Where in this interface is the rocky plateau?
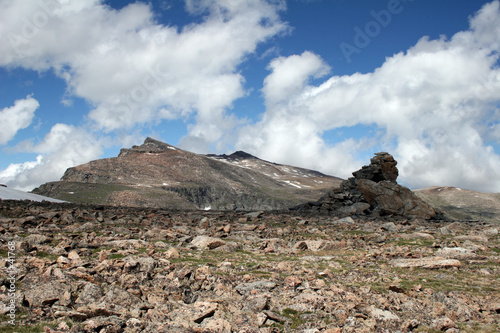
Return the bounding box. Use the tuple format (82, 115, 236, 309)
(0, 200, 499, 332)
(3, 142, 500, 332)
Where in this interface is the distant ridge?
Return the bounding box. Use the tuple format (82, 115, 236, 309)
(415, 186, 500, 223)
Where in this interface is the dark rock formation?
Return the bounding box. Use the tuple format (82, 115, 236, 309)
(352, 152, 398, 183)
(296, 152, 436, 219)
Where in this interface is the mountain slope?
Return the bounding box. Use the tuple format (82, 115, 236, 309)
(32, 138, 342, 210)
(414, 186, 500, 223)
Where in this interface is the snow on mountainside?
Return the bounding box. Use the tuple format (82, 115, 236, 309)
(0, 185, 66, 203)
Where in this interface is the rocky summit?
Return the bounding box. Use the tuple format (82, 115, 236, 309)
(0, 200, 499, 332)
(296, 152, 437, 219)
(33, 138, 342, 211)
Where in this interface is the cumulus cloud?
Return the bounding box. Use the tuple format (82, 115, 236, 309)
(0, 96, 39, 145)
(0, 0, 288, 189)
(0, 0, 288, 144)
(1, 0, 500, 193)
(238, 0, 500, 191)
(0, 124, 102, 191)
(263, 51, 331, 106)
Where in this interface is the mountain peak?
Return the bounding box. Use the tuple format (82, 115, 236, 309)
(229, 151, 257, 159)
(142, 137, 179, 151)
(118, 137, 180, 157)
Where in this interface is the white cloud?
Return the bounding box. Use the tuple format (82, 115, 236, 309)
(263, 51, 330, 106)
(0, 96, 39, 145)
(0, 0, 289, 189)
(238, 0, 500, 192)
(0, 0, 288, 148)
(0, 123, 103, 191)
(2, 0, 500, 193)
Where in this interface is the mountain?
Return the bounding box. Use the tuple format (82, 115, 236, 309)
(414, 186, 500, 223)
(32, 138, 342, 210)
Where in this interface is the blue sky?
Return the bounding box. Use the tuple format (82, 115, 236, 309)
(1, 0, 499, 192)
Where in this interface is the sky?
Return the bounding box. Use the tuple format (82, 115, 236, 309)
(0, 0, 499, 193)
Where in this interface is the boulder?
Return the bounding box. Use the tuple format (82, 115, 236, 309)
(356, 179, 435, 219)
(190, 235, 226, 250)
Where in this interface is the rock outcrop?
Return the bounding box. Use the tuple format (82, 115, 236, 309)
(297, 152, 436, 219)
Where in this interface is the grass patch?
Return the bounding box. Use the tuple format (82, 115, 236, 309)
(108, 253, 126, 260)
(397, 268, 499, 295)
(457, 322, 500, 333)
(36, 251, 58, 261)
(414, 327, 442, 333)
(280, 308, 310, 330)
(40, 182, 137, 205)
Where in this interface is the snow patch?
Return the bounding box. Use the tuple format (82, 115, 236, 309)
(282, 180, 302, 188)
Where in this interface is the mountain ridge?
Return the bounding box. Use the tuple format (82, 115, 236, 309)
(414, 186, 500, 223)
(33, 138, 342, 210)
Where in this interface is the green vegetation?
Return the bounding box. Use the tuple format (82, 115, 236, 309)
(36, 251, 58, 261)
(45, 182, 136, 205)
(280, 308, 311, 330)
(397, 267, 499, 296)
(107, 253, 126, 260)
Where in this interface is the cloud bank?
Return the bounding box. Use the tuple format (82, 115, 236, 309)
(0, 0, 288, 189)
(0, 124, 102, 191)
(0, 0, 499, 193)
(237, 1, 500, 192)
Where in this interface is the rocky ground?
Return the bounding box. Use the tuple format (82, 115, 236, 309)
(0, 200, 499, 332)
